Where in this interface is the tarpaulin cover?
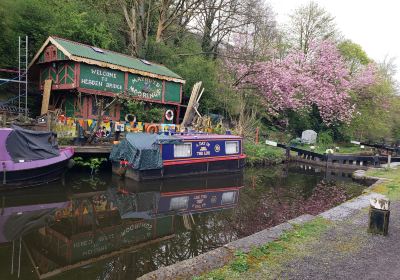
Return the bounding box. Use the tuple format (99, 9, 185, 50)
(110, 133, 182, 170)
(3, 208, 57, 241)
(106, 187, 159, 219)
(6, 125, 59, 161)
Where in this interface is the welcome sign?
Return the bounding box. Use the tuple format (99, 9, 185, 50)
(78, 64, 181, 103)
(80, 64, 124, 93)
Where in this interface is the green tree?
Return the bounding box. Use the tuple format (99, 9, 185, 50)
(338, 40, 370, 75)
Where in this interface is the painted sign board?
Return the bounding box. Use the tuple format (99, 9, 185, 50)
(80, 64, 124, 93)
(127, 73, 162, 100)
(47, 216, 174, 264)
(265, 140, 278, 147)
(164, 81, 181, 103)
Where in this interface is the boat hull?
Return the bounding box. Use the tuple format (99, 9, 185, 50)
(112, 157, 245, 181)
(0, 148, 74, 190)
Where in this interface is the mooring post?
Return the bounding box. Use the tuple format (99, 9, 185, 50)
(387, 153, 391, 168)
(368, 197, 390, 235)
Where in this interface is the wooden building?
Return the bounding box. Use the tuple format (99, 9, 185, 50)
(28, 36, 185, 125)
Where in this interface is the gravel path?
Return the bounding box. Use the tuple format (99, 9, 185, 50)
(249, 202, 400, 280)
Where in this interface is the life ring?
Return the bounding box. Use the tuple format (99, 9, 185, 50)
(125, 114, 136, 122)
(165, 109, 174, 121)
(58, 114, 66, 123)
(146, 124, 159, 134)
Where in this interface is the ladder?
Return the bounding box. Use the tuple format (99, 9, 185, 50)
(18, 36, 28, 118)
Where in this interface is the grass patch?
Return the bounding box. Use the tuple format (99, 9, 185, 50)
(366, 167, 400, 200)
(194, 218, 330, 280)
(244, 141, 285, 166)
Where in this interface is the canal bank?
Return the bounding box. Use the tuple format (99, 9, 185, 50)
(139, 167, 398, 280)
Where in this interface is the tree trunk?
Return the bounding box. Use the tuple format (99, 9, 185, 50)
(155, 20, 165, 43)
(201, 16, 214, 54)
(120, 0, 139, 56)
(156, 0, 168, 42)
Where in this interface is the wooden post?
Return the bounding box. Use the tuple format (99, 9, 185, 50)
(368, 198, 390, 235)
(41, 79, 52, 115)
(255, 127, 259, 144)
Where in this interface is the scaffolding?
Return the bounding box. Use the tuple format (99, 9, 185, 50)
(0, 36, 28, 119)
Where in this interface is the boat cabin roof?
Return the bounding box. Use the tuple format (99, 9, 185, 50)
(173, 134, 242, 141)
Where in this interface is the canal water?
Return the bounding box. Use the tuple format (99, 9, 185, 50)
(0, 163, 366, 279)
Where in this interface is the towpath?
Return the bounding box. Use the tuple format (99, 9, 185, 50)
(244, 201, 400, 280)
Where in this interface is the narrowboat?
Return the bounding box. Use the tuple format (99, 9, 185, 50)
(0, 125, 74, 189)
(110, 133, 246, 181)
(110, 172, 243, 218)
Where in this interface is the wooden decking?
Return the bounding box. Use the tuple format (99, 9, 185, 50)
(61, 145, 112, 155)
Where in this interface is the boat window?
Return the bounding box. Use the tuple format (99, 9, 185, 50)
(225, 141, 239, 154)
(174, 143, 192, 158)
(170, 196, 189, 210)
(221, 191, 236, 205)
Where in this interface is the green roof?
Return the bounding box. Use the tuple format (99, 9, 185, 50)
(52, 37, 183, 81)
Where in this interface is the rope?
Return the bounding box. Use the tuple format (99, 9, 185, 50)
(11, 240, 14, 274)
(18, 237, 21, 278)
(2, 162, 6, 185)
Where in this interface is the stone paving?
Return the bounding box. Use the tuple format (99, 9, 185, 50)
(249, 201, 400, 280)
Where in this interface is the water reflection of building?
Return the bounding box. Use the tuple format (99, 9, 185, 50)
(0, 173, 243, 279)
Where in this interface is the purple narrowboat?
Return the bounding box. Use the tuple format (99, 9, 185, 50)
(110, 133, 246, 181)
(0, 126, 74, 189)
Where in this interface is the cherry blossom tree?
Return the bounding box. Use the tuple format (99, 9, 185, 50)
(228, 40, 376, 126)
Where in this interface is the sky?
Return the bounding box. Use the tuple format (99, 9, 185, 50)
(268, 0, 400, 81)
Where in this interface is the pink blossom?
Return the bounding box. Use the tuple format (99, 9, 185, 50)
(228, 40, 376, 125)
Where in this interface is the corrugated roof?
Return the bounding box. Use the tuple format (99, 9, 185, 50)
(30, 36, 184, 83)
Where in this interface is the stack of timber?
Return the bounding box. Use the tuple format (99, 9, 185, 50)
(181, 81, 204, 129)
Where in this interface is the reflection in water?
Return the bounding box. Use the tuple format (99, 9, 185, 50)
(0, 163, 365, 279)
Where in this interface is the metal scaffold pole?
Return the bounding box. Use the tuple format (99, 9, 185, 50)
(25, 36, 28, 119)
(18, 36, 21, 115)
(0, 36, 29, 119)
(16, 35, 29, 118)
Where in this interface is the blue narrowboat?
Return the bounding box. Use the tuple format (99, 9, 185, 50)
(110, 133, 246, 181)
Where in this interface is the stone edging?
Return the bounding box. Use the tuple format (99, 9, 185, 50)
(138, 170, 387, 280)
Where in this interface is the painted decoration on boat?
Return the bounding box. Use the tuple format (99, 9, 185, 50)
(162, 139, 241, 160)
(158, 189, 239, 214)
